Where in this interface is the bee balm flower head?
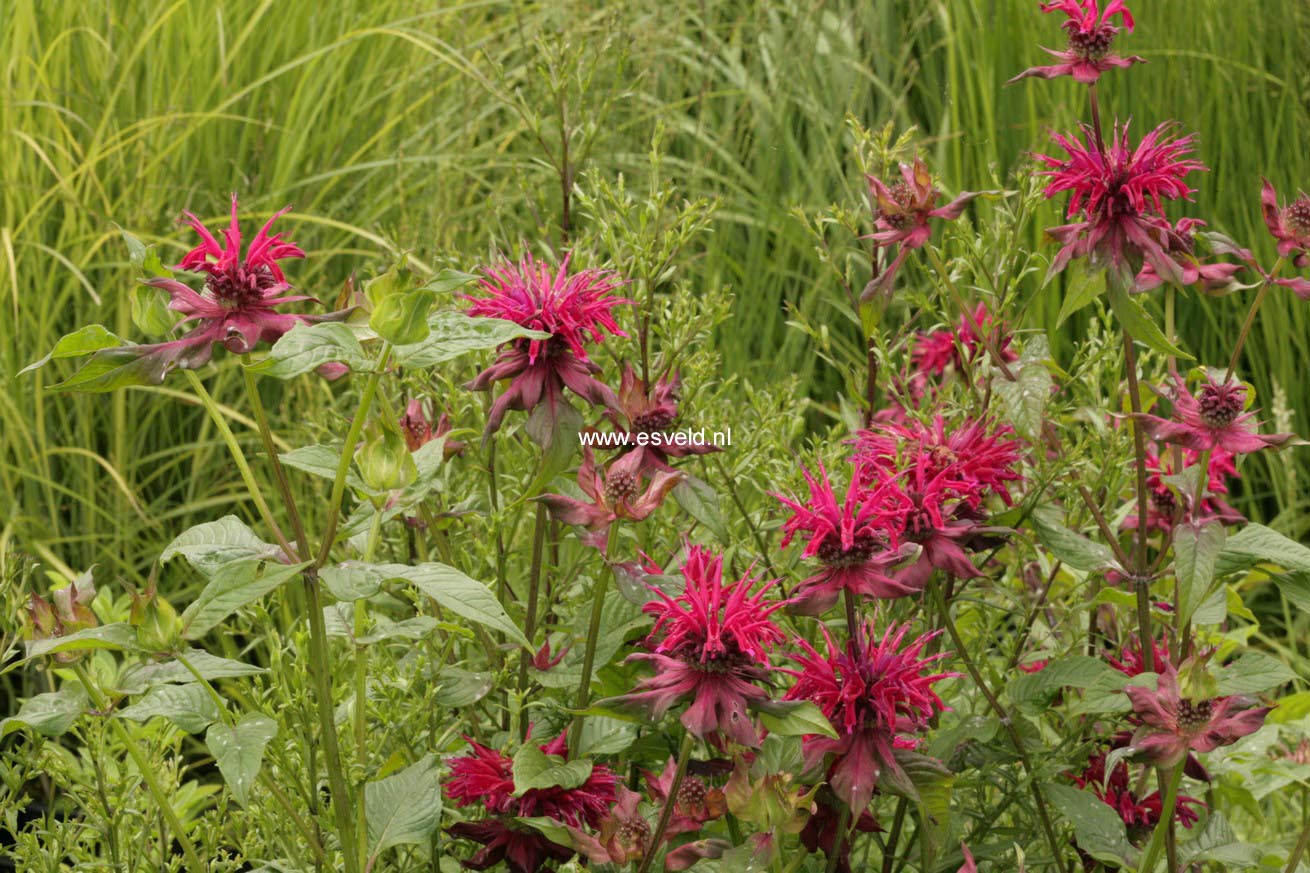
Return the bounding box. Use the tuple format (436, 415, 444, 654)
(1010, 0, 1143, 84)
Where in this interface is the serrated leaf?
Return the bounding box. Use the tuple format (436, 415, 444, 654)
(19, 325, 125, 376)
(1108, 282, 1191, 359)
(1217, 523, 1310, 574)
(373, 562, 528, 646)
(182, 560, 309, 639)
(433, 667, 494, 707)
(1056, 263, 1103, 327)
(320, 562, 386, 601)
(365, 755, 444, 861)
(1174, 519, 1226, 627)
(207, 713, 277, 807)
(49, 344, 177, 393)
(512, 745, 593, 795)
(246, 321, 368, 379)
(118, 683, 221, 734)
(24, 623, 140, 660)
(0, 687, 88, 737)
(1030, 507, 1119, 572)
(130, 650, 266, 685)
(420, 268, 479, 296)
(672, 474, 729, 543)
(391, 310, 551, 369)
(1214, 652, 1295, 695)
(278, 444, 366, 490)
(1045, 783, 1136, 867)
(754, 699, 838, 738)
(161, 516, 284, 576)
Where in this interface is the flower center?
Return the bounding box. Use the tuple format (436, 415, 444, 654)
(1149, 485, 1177, 517)
(1197, 382, 1243, 428)
(676, 777, 709, 816)
(1068, 24, 1116, 61)
(880, 181, 917, 229)
(206, 264, 279, 308)
(632, 410, 675, 433)
(815, 533, 881, 567)
(1176, 698, 1213, 731)
(605, 471, 639, 502)
(615, 818, 651, 854)
(1285, 196, 1310, 239)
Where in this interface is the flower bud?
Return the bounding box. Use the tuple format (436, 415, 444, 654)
(356, 419, 418, 496)
(130, 582, 185, 653)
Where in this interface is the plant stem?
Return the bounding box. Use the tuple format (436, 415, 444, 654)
(1286, 789, 1310, 873)
(637, 730, 694, 873)
(930, 583, 1070, 873)
(568, 522, 620, 755)
(315, 347, 390, 567)
(880, 797, 908, 873)
(516, 502, 550, 738)
(924, 246, 1015, 382)
(1225, 257, 1284, 381)
(183, 369, 297, 560)
(1138, 763, 1184, 873)
(73, 662, 206, 873)
(241, 359, 310, 556)
(354, 509, 383, 873)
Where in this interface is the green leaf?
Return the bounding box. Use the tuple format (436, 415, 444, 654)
(128, 650, 266, 686)
(117, 683, 221, 734)
(181, 560, 309, 639)
(524, 399, 581, 485)
(206, 713, 278, 807)
(1275, 573, 1310, 614)
(320, 562, 385, 601)
(370, 288, 437, 345)
(376, 562, 529, 646)
(432, 667, 494, 707)
(116, 226, 170, 278)
(19, 325, 125, 376)
(365, 755, 444, 862)
(1174, 519, 1227, 627)
(391, 310, 551, 369)
(1009, 656, 1130, 714)
(992, 340, 1054, 438)
(1178, 811, 1261, 869)
(420, 268, 479, 296)
(512, 745, 593, 795)
(246, 322, 368, 379)
(278, 444, 366, 489)
(49, 345, 174, 393)
(130, 285, 178, 336)
(1107, 281, 1191, 359)
(0, 687, 88, 737)
(1217, 523, 1310, 574)
(1030, 507, 1119, 572)
(161, 516, 283, 576)
(672, 474, 730, 543)
(1213, 652, 1295, 695)
(24, 623, 140, 660)
(753, 699, 839, 739)
(1044, 783, 1136, 868)
(1056, 262, 1103, 327)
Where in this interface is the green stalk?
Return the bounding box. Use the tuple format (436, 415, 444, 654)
(930, 581, 1070, 873)
(567, 520, 621, 755)
(72, 662, 206, 873)
(1138, 763, 1184, 873)
(1286, 787, 1310, 873)
(241, 359, 310, 556)
(354, 509, 383, 873)
(1226, 258, 1285, 382)
(516, 501, 550, 738)
(636, 730, 695, 873)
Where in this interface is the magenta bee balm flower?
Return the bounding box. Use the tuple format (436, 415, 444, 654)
(865, 156, 978, 299)
(1261, 179, 1310, 269)
(784, 622, 955, 815)
(1009, 0, 1143, 85)
(1124, 663, 1271, 767)
(774, 462, 917, 615)
(464, 254, 628, 436)
(617, 546, 786, 748)
(1135, 374, 1296, 455)
(1037, 122, 1205, 283)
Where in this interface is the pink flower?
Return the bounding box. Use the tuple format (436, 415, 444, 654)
(605, 364, 719, 472)
(538, 448, 682, 546)
(464, 254, 628, 435)
(1124, 663, 1271, 767)
(120, 196, 348, 378)
(399, 398, 465, 458)
(1037, 122, 1205, 283)
(957, 843, 978, 873)
(1072, 749, 1203, 835)
(618, 546, 786, 748)
(1009, 0, 1143, 85)
(1125, 443, 1243, 531)
(1261, 179, 1310, 269)
(773, 462, 916, 615)
(911, 304, 1016, 377)
(865, 156, 978, 299)
(799, 790, 881, 873)
(645, 758, 727, 837)
(783, 622, 955, 814)
(567, 786, 651, 865)
(1135, 375, 1296, 455)
(444, 733, 618, 872)
(1134, 219, 1249, 294)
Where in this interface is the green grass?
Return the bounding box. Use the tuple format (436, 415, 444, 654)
(3, 0, 1309, 580)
